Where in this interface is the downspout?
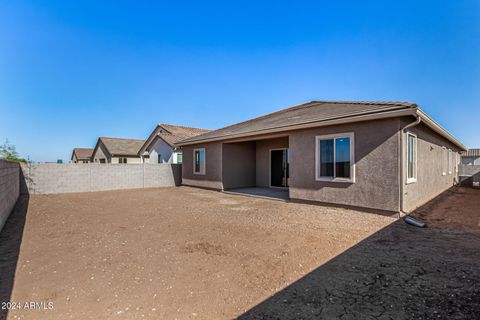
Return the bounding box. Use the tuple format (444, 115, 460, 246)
(399, 115, 422, 216)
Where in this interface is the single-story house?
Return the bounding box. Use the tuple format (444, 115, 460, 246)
(71, 148, 94, 163)
(91, 137, 147, 164)
(176, 101, 466, 214)
(138, 124, 210, 164)
(461, 149, 480, 165)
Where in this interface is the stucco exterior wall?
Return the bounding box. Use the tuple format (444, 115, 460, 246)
(222, 141, 256, 189)
(255, 137, 289, 187)
(402, 121, 462, 212)
(148, 139, 174, 164)
(110, 156, 143, 164)
(92, 142, 109, 163)
(0, 160, 20, 232)
(181, 142, 223, 190)
(289, 118, 401, 212)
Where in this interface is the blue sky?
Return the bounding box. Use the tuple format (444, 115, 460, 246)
(0, 0, 479, 162)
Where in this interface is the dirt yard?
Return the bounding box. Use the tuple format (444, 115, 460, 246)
(240, 187, 480, 319)
(0, 187, 395, 320)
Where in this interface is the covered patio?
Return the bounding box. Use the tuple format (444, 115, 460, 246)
(221, 136, 290, 196)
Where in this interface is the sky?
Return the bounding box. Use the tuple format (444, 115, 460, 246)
(0, 0, 479, 162)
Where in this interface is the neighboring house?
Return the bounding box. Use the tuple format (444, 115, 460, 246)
(71, 148, 94, 163)
(138, 124, 210, 164)
(91, 137, 146, 164)
(461, 149, 480, 165)
(176, 101, 466, 214)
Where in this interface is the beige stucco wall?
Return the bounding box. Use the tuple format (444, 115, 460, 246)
(401, 121, 462, 212)
(92, 143, 109, 163)
(181, 142, 224, 190)
(255, 137, 289, 187)
(180, 116, 463, 213)
(288, 118, 401, 212)
(110, 156, 143, 164)
(222, 141, 256, 189)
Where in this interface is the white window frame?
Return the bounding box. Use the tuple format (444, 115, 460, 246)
(448, 149, 452, 175)
(406, 132, 417, 184)
(315, 132, 355, 183)
(193, 148, 206, 175)
(442, 147, 447, 176)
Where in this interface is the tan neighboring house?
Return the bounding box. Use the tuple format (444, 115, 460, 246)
(91, 137, 146, 164)
(461, 149, 480, 166)
(71, 148, 94, 163)
(176, 100, 466, 214)
(138, 124, 210, 164)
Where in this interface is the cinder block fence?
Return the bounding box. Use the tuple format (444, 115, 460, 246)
(21, 163, 182, 195)
(0, 160, 21, 232)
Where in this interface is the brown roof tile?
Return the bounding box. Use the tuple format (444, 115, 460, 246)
(99, 137, 145, 156)
(177, 100, 417, 144)
(139, 124, 210, 154)
(72, 148, 94, 160)
(462, 149, 480, 157)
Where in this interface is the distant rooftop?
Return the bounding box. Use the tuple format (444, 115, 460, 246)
(99, 137, 146, 156)
(462, 149, 480, 157)
(72, 148, 94, 160)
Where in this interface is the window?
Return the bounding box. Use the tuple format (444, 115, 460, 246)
(119, 158, 127, 164)
(407, 133, 417, 183)
(99, 158, 106, 163)
(442, 147, 447, 175)
(315, 132, 355, 182)
(158, 154, 162, 164)
(193, 148, 206, 175)
(447, 149, 452, 174)
(176, 152, 183, 164)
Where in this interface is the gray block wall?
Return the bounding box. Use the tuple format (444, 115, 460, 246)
(459, 165, 480, 186)
(21, 163, 182, 194)
(0, 160, 20, 232)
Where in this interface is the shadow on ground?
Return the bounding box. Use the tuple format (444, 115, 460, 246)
(0, 195, 29, 320)
(239, 211, 480, 319)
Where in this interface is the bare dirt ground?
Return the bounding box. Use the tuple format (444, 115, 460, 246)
(0, 187, 395, 320)
(240, 187, 480, 320)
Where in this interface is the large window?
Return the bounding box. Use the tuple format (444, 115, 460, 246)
(315, 132, 355, 182)
(193, 148, 206, 175)
(407, 133, 417, 183)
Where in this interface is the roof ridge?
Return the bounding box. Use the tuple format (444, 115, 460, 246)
(159, 123, 211, 131)
(99, 136, 145, 141)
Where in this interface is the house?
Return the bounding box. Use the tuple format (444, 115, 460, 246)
(71, 148, 94, 163)
(461, 149, 480, 165)
(176, 101, 466, 214)
(138, 124, 210, 164)
(91, 137, 146, 164)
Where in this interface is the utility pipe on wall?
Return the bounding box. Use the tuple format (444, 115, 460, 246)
(399, 115, 422, 215)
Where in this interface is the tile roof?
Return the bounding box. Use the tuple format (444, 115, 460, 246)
(462, 149, 480, 157)
(72, 148, 94, 160)
(139, 124, 210, 154)
(99, 137, 146, 156)
(177, 100, 417, 144)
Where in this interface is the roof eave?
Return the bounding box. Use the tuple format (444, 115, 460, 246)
(416, 109, 466, 151)
(176, 108, 466, 151)
(175, 108, 417, 147)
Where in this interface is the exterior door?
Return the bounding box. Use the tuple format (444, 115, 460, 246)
(270, 149, 289, 188)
